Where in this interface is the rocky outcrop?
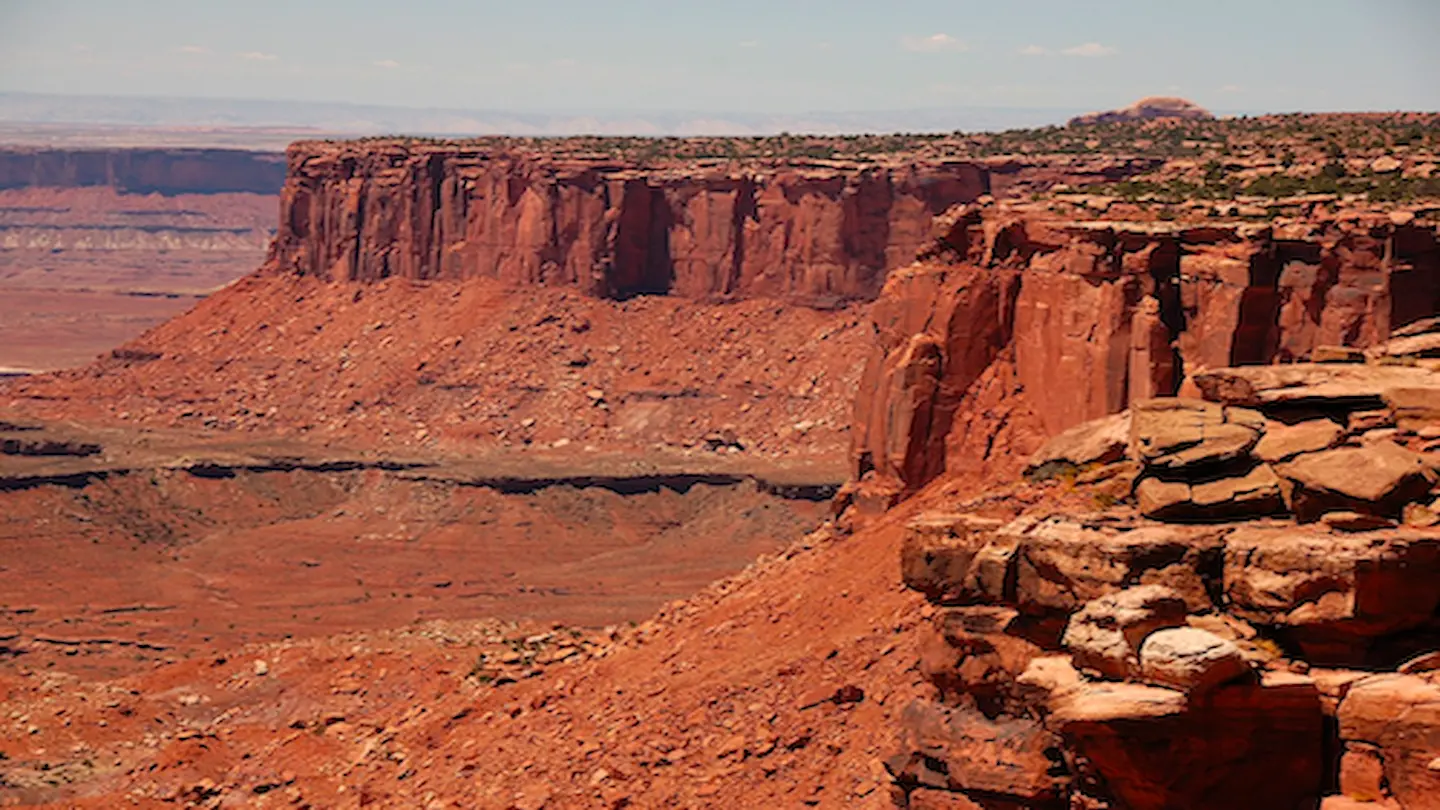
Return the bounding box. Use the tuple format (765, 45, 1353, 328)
(269, 140, 990, 302)
(888, 509, 1346, 808)
(888, 503, 1440, 806)
(885, 360, 1440, 808)
(0, 148, 287, 195)
(852, 205, 1440, 494)
(1069, 96, 1215, 127)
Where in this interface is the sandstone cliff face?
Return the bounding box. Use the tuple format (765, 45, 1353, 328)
(0, 148, 287, 195)
(270, 141, 989, 302)
(853, 206, 1440, 494)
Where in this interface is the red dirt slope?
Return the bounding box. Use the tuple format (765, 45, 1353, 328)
(6, 271, 869, 463)
(4, 473, 1047, 809)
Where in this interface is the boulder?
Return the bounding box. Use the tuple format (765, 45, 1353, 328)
(1135, 477, 1193, 519)
(1025, 411, 1131, 479)
(888, 699, 1064, 802)
(1015, 655, 1085, 711)
(1320, 511, 1397, 532)
(1279, 443, 1434, 522)
(1193, 364, 1440, 412)
(1061, 585, 1189, 680)
(1130, 398, 1260, 472)
(1138, 627, 1253, 694)
(1253, 419, 1343, 463)
(1189, 463, 1287, 514)
(1015, 519, 1223, 613)
(906, 789, 984, 810)
(1385, 386, 1440, 432)
(1406, 501, 1440, 527)
(1014, 518, 1223, 613)
(1053, 673, 1325, 810)
(964, 532, 1020, 604)
(1371, 155, 1404, 174)
(1224, 526, 1440, 664)
(1137, 463, 1287, 521)
(900, 513, 1004, 603)
(1370, 331, 1440, 361)
(1184, 612, 1281, 669)
(1338, 674, 1440, 810)
(918, 607, 1045, 713)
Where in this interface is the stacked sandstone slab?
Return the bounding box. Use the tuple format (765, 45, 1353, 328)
(887, 353, 1440, 809)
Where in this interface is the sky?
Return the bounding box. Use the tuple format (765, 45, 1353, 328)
(1, 0, 1438, 116)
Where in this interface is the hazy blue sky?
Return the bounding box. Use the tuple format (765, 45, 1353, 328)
(2, 0, 1437, 114)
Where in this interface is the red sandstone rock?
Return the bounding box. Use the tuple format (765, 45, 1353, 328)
(1061, 585, 1189, 680)
(1052, 673, 1325, 810)
(1013, 518, 1223, 614)
(890, 699, 1064, 802)
(1280, 443, 1435, 522)
(1025, 411, 1131, 475)
(906, 788, 984, 810)
(850, 262, 1020, 490)
(900, 513, 1005, 603)
(1129, 397, 1260, 471)
(1339, 674, 1440, 810)
(273, 142, 988, 302)
(918, 607, 1045, 712)
(1224, 525, 1440, 663)
(1386, 386, 1440, 432)
(1193, 364, 1440, 411)
(1137, 626, 1252, 694)
(1136, 463, 1287, 521)
(1254, 419, 1344, 463)
(853, 210, 1439, 494)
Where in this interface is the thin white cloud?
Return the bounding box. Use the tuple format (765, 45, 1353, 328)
(552, 58, 578, 68)
(739, 40, 760, 49)
(1062, 42, 1117, 57)
(72, 44, 91, 52)
(901, 33, 966, 53)
(374, 59, 400, 68)
(1018, 44, 1048, 56)
(178, 45, 207, 54)
(239, 51, 279, 61)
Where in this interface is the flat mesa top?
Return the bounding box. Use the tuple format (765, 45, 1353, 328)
(280, 113, 1440, 212)
(295, 111, 1440, 161)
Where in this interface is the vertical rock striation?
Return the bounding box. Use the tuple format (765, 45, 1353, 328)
(269, 141, 990, 302)
(852, 206, 1440, 495)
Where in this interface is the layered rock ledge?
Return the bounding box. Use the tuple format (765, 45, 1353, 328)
(884, 350, 1440, 810)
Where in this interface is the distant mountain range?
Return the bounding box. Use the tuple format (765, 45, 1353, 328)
(0, 91, 1097, 137)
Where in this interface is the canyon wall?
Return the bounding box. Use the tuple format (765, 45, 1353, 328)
(270, 141, 990, 302)
(853, 205, 1440, 495)
(0, 148, 287, 195)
